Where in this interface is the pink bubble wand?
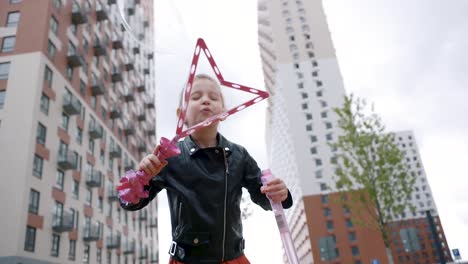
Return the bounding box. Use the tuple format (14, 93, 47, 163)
(261, 169, 299, 264)
(117, 38, 269, 204)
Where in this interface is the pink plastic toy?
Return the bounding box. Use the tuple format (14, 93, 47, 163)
(117, 38, 269, 204)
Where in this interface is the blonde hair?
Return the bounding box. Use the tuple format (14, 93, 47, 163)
(178, 74, 225, 109)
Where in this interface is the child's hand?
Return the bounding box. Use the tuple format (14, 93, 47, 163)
(260, 178, 288, 203)
(138, 145, 168, 176)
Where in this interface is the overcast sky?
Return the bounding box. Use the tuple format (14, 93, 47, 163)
(152, 0, 468, 262)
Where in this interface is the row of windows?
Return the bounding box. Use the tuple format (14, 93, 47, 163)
(24, 225, 156, 263)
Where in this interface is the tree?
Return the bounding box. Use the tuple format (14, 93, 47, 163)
(329, 95, 416, 264)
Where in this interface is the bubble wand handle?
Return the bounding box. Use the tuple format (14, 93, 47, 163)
(261, 169, 299, 264)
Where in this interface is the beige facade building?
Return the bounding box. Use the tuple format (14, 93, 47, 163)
(257, 0, 452, 263)
(0, 0, 158, 263)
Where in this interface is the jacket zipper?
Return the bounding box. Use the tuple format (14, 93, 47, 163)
(221, 148, 229, 262)
(178, 202, 182, 225)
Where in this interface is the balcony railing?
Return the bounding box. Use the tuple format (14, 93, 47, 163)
(149, 218, 157, 228)
(139, 247, 148, 259)
(90, 80, 106, 96)
(83, 224, 100, 242)
(107, 186, 119, 201)
(143, 68, 150, 75)
(66, 50, 85, 67)
(96, 5, 109, 21)
(71, 5, 88, 24)
(133, 46, 140, 54)
(150, 253, 158, 263)
(52, 211, 74, 233)
(136, 84, 145, 93)
(112, 38, 123, 49)
(139, 211, 147, 221)
(109, 145, 122, 159)
(108, 0, 116, 4)
(111, 70, 123, 83)
(123, 92, 135, 102)
(146, 100, 155, 109)
(86, 170, 103, 188)
(89, 122, 103, 139)
(106, 235, 121, 249)
(147, 128, 156, 137)
(93, 39, 108, 57)
(124, 62, 134, 71)
(63, 94, 82, 115)
(123, 241, 136, 254)
(57, 150, 78, 170)
(138, 142, 146, 152)
(124, 124, 135, 135)
(109, 106, 122, 119)
(137, 112, 146, 121)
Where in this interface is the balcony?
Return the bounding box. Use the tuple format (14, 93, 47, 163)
(93, 39, 108, 57)
(109, 145, 122, 159)
(146, 100, 155, 109)
(112, 38, 123, 49)
(146, 128, 156, 137)
(124, 161, 134, 172)
(83, 223, 100, 242)
(138, 142, 146, 152)
(149, 218, 157, 228)
(123, 92, 135, 102)
(124, 123, 135, 136)
(136, 84, 145, 93)
(111, 70, 123, 83)
(133, 46, 140, 55)
(147, 52, 154, 60)
(108, 0, 116, 4)
(63, 94, 82, 115)
(139, 210, 147, 221)
(150, 253, 158, 263)
(86, 170, 103, 188)
(107, 235, 121, 249)
(90, 80, 106, 96)
(123, 241, 135, 254)
(107, 186, 119, 201)
(135, 0, 141, 4)
(52, 211, 74, 233)
(71, 6, 88, 25)
(139, 247, 148, 259)
(58, 150, 78, 170)
(96, 5, 109, 21)
(66, 50, 85, 67)
(89, 122, 103, 139)
(109, 106, 122, 119)
(143, 68, 150, 75)
(144, 21, 149, 28)
(137, 112, 146, 121)
(127, 7, 135, 16)
(124, 62, 134, 71)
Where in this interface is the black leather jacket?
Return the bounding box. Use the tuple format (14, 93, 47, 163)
(120, 134, 293, 263)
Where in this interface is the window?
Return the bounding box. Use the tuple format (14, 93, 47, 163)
(326, 133, 333, 141)
(56, 170, 64, 190)
(346, 219, 353, 228)
(320, 183, 327, 191)
(343, 205, 350, 214)
(98, 196, 103, 212)
(72, 180, 79, 199)
(306, 124, 312, 131)
(10, 0, 22, 3)
(0, 91, 6, 109)
(66, 65, 73, 80)
(6, 12, 20, 27)
(89, 139, 95, 154)
(321, 111, 328, 118)
(301, 92, 308, 99)
(36, 122, 47, 145)
(316, 90, 323, 97)
(40, 93, 50, 114)
(325, 122, 332, 129)
(80, 80, 86, 96)
(310, 135, 317, 143)
(351, 246, 360, 256)
(0, 62, 10, 79)
(44, 65, 53, 87)
(47, 40, 57, 59)
(297, 82, 304, 89)
(24, 226, 36, 252)
(33, 155, 43, 178)
(96, 248, 102, 263)
(315, 170, 322, 179)
(315, 158, 322, 166)
(326, 220, 334, 230)
(50, 16, 59, 34)
(301, 103, 308, 110)
(76, 127, 83, 144)
(310, 147, 317, 154)
(53, 0, 62, 10)
(100, 149, 105, 164)
(1, 36, 15, 52)
(83, 244, 90, 264)
(86, 187, 92, 205)
(61, 112, 69, 131)
(51, 233, 60, 256)
(323, 208, 331, 217)
(321, 195, 328, 204)
(28, 189, 40, 214)
(349, 232, 356, 241)
(68, 240, 76, 260)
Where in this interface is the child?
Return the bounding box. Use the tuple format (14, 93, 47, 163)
(120, 74, 293, 263)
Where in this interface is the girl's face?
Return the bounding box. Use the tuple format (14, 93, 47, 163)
(184, 78, 224, 128)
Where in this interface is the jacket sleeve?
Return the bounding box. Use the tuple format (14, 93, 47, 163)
(119, 168, 167, 211)
(242, 148, 293, 211)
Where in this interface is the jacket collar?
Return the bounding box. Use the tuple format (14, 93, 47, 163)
(183, 133, 233, 156)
